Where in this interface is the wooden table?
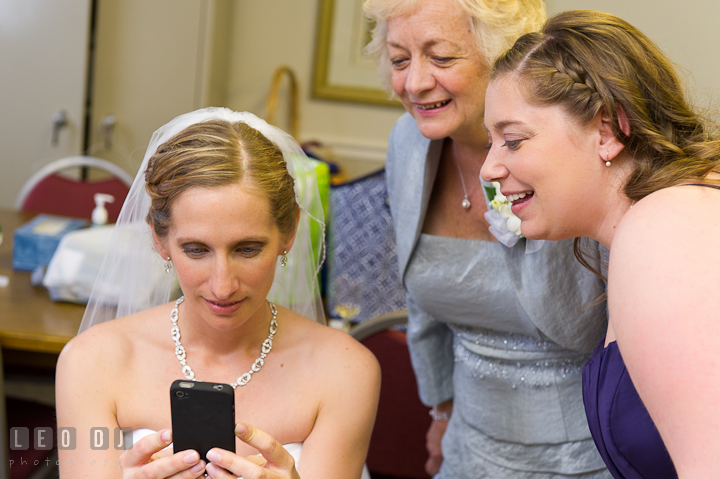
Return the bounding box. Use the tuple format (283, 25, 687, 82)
(0, 209, 85, 355)
(0, 209, 86, 479)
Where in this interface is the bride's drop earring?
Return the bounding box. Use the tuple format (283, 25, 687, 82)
(280, 250, 288, 268)
(605, 152, 612, 167)
(164, 256, 172, 274)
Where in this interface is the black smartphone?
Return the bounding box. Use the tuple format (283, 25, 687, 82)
(170, 379, 236, 461)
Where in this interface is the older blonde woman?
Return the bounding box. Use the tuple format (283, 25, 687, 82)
(364, 1, 611, 477)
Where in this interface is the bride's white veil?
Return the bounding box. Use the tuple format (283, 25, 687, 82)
(79, 107, 326, 332)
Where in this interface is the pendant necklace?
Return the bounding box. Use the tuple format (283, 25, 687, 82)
(170, 296, 278, 389)
(452, 142, 478, 210)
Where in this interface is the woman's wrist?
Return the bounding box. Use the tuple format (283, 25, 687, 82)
(429, 405, 451, 421)
(429, 407, 450, 421)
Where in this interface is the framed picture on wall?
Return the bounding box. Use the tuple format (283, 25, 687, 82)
(312, 0, 403, 107)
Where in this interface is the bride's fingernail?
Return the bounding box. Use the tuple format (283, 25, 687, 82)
(161, 430, 171, 442)
(235, 423, 248, 436)
(206, 462, 219, 478)
(206, 449, 221, 463)
(191, 461, 205, 474)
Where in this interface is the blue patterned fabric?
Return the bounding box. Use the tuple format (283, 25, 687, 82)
(326, 169, 406, 323)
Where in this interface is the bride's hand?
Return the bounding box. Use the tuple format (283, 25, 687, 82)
(119, 429, 206, 479)
(205, 423, 301, 479)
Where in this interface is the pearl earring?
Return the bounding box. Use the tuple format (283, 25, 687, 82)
(280, 250, 288, 268)
(164, 256, 172, 274)
(605, 152, 612, 167)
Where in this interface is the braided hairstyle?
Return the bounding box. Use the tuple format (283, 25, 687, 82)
(144, 120, 298, 241)
(492, 10, 720, 200)
(490, 10, 720, 275)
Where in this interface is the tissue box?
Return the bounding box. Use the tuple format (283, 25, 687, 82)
(13, 214, 88, 271)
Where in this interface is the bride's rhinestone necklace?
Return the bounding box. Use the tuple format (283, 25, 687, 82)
(170, 296, 278, 389)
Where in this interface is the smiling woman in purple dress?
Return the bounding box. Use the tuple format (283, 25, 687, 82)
(482, 10, 720, 478)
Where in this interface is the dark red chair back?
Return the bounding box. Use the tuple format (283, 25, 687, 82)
(20, 174, 129, 222)
(6, 398, 57, 479)
(362, 329, 432, 479)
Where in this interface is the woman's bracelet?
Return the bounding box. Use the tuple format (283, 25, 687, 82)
(429, 406, 451, 421)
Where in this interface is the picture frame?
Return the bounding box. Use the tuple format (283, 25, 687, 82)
(312, 0, 403, 108)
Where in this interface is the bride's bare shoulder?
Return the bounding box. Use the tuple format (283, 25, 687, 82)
(281, 308, 380, 375)
(57, 302, 173, 374)
(279, 309, 381, 416)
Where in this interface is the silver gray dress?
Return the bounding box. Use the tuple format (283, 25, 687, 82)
(405, 234, 611, 478)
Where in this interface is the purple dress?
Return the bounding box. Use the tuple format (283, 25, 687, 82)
(583, 185, 720, 478)
(583, 339, 678, 479)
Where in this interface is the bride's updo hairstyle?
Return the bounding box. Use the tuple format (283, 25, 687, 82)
(491, 10, 720, 201)
(144, 120, 299, 241)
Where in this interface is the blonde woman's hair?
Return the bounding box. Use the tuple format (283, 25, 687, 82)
(363, 0, 547, 92)
(145, 120, 298, 240)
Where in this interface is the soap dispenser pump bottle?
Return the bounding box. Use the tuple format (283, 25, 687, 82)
(92, 193, 115, 226)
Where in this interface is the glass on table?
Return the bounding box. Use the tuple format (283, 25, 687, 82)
(329, 273, 363, 331)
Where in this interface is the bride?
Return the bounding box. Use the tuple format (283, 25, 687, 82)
(56, 108, 380, 479)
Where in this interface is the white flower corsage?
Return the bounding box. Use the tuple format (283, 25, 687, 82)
(484, 181, 544, 253)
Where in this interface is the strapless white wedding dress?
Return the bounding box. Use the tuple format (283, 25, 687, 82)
(132, 429, 371, 478)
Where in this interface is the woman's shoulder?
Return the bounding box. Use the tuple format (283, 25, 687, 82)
(57, 303, 171, 376)
(387, 113, 429, 157)
(614, 183, 720, 250)
(280, 308, 380, 375)
(610, 183, 720, 290)
(390, 112, 419, 138)
(636, 181, 720, 204)
(386, 114, 434, 203)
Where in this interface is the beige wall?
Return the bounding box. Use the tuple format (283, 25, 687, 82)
(545, 0, 720, 116)
(90, 0, 213, 173)
(220, 0, 404, 177)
